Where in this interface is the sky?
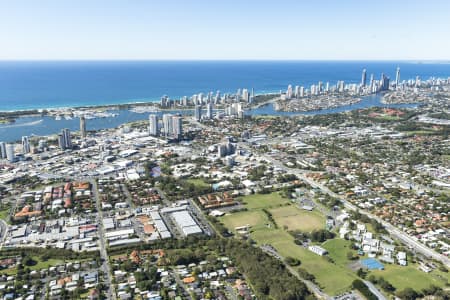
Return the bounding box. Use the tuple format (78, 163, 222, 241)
(0, 0, 449, 60)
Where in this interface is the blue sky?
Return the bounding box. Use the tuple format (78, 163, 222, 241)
(1, 0, 449, 60)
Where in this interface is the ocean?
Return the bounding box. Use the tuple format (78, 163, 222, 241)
(0, 61, 449, 142)
(0, 60, 449, 111)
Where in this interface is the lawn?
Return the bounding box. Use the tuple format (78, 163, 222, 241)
(0, 256, 64, 275)
(220, 192, 356, 295)
(220, 210, 269, 231)
(250, 230, 356, 295)
(269, 206, 325, 232)
(186, 178, 210, 188)
(322, 239, 354, 265)
(240, 192, 290, 209)
(372, 263, 449, 291)
(0, 208, 10, 222)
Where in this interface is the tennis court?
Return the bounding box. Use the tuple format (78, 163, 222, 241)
(361, 258, 384, 270)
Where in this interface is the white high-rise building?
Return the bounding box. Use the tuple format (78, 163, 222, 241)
(395, 67, 401, 87)
(6, 144, 15, 162)
(172, 116, 183, 139)
(194, 105, 202, 121)
(242, 89, 249, 102)
(286, 85, 293, 99)
(80, 116, 87, 138)
(294, 86, 300, 98)
(59, 129, 72, 150)
(22, 136, 31, 154)
(299, 86, 305, 97)
(206, 102, 213, 119)
(149, 114, 159, 136)
(163, 114, 173, 137)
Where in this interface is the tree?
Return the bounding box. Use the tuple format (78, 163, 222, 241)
(396, 288, 420, 300)
(285, 256, 301, 266)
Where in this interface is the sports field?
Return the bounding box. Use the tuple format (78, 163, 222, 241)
(269, 205, 325, 232)
(220, 192, 355, 295)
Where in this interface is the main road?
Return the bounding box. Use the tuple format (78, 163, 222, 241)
(91, 180, 117, 300)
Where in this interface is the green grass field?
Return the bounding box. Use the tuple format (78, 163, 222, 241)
(220, 191, 450, 296)
(269, 206, 325, 232)
(0, 256, 64, 275)
(220, 192, 355, 295)
(220, 210, 269, 231)
(251, 231, 356, 295)
(186, 178, 210, 188)
(240, 192, 290, 209)
(372, 263, 449, 291)
(0, 209, 10, 222)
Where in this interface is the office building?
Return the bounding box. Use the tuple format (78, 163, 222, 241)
(22, 136, 31, 154)
(148, 114, 159, 136)
(80, 116, 87, 138)
(0, 142, 6, 159)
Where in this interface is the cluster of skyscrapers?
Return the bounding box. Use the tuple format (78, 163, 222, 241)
(58, 128, 72, 150)
(0, 142, 15, 162)
(149, 114, 183, 139)
(283, 67, 402, 99)
(160, 88, 254, 108)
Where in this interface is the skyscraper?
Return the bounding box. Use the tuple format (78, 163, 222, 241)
(148, 114, 159, 136)
(395, 67, 401, 87)
(380, 73, 390, 91)
(361, 69, 367, 87)
(22, 136, 31, 154)
(59, 129, 72, 150)
(6, 144, 15, 162)
(194, 105, 202, 121)
(206, 102, 213, 119)
(286, 85, 293, 99)
(163, 114, 173, 137)
(242, 89, 250, 102)
(80, 115, 87, 138)
(0, 142, 6, 159)
(172, 116, 183, 139)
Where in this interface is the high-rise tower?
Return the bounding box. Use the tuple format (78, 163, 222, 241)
(80, 115, 87, 138)
(361, 69, 367, 87)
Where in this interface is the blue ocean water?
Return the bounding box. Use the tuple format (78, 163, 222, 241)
(0, 60, 449, 111)
(0, 61, 449, 142)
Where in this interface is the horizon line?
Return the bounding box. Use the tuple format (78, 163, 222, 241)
(0, 58, 449, 63)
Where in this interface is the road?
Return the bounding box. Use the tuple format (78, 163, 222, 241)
(91, 180, 117, 300)
(251, 145, 450, 268)
(259, 245, 331, 300)
(363, 280, 386, 300)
